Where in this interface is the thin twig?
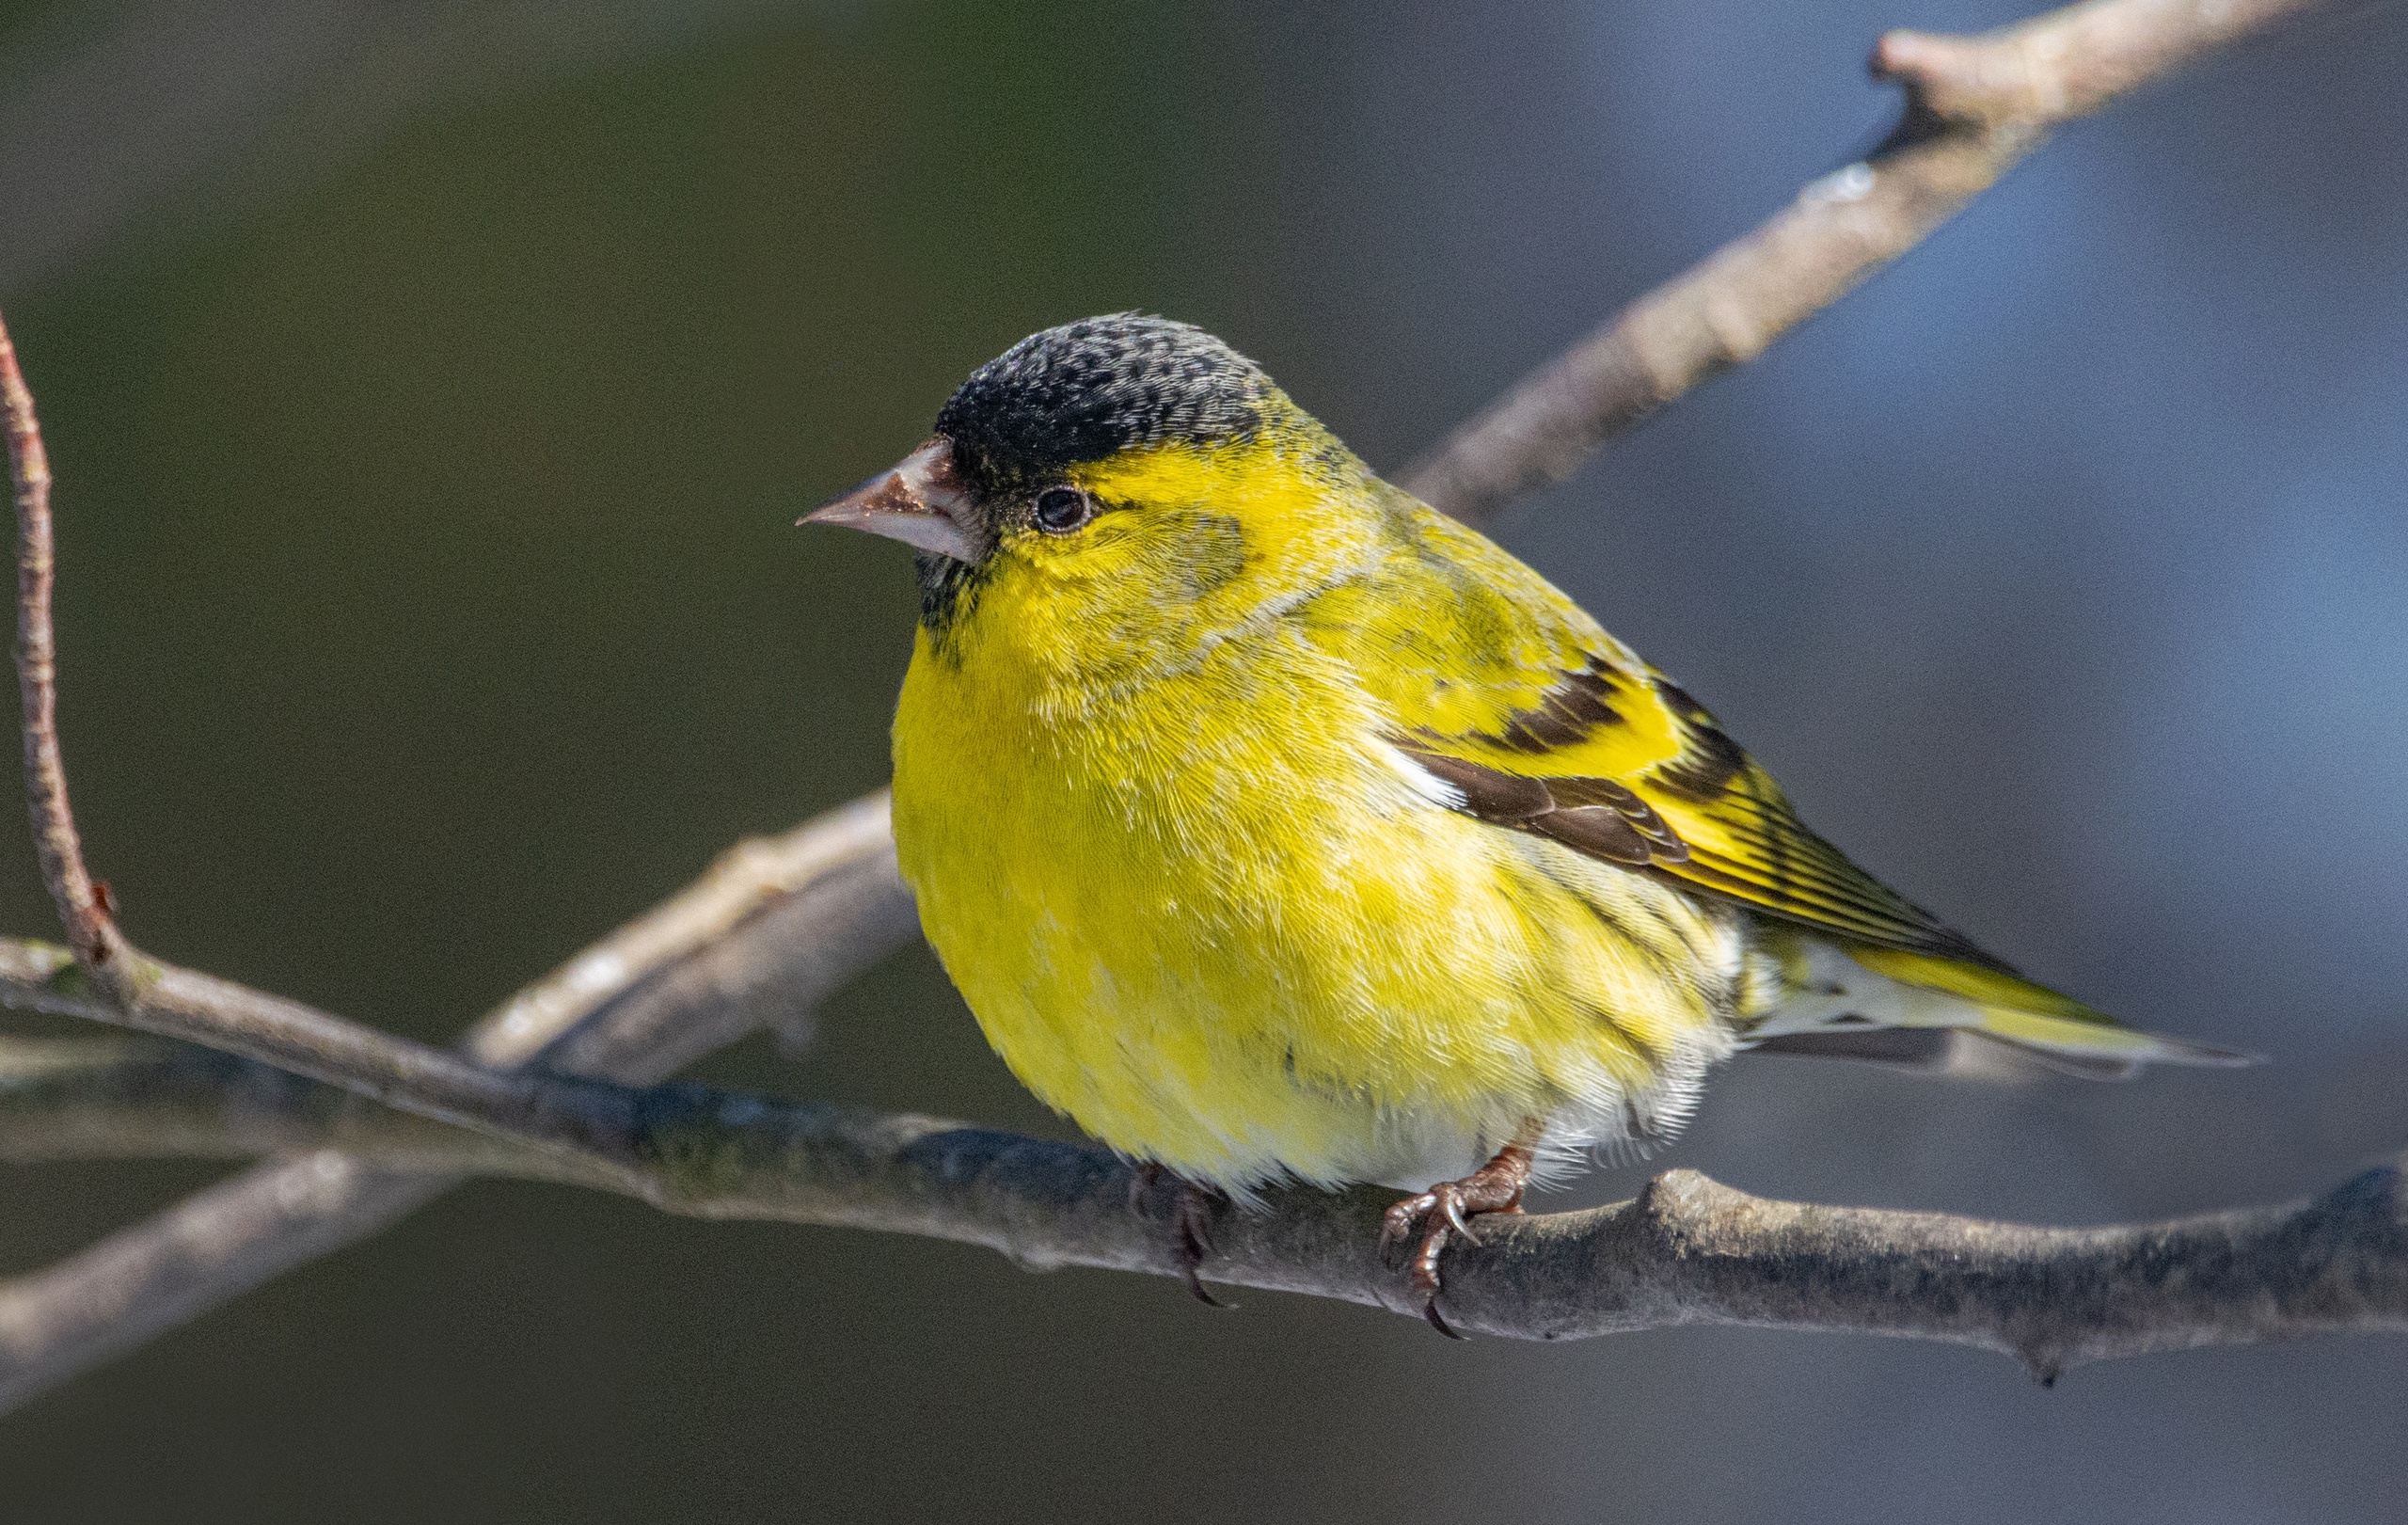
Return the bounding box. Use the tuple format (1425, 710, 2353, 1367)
(1400, 0, 2340, 524)
(0, 1020, 2398, 1383)
(2, 315, 122, 977)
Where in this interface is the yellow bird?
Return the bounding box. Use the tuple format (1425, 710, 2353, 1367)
(808, 314, 2247, 1327)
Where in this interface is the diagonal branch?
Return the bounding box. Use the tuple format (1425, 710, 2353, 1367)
(0, 1013, 2399, 1385)
(0, 0, 2384, 1412)
(1399, 0, 2342, 524)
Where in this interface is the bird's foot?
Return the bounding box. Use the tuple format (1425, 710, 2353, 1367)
(1379, 1141, 1536, 1338)
(1130, 1164, 1232, 1307)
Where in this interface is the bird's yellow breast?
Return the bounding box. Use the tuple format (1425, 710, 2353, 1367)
(891, 547, 1738, 1194)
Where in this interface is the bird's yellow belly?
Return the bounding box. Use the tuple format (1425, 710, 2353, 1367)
(891, 635, 1738, 1195)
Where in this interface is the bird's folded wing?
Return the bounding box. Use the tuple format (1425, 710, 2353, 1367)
(1383, 643, 2010, 971)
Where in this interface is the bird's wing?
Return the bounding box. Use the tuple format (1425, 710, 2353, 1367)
(1334, 507, 2009, 970)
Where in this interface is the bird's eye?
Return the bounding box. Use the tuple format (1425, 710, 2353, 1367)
(1032, 485, 1095, 534)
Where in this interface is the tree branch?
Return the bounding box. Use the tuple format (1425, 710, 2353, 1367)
(0, 1015, 2399, 1384)
(0, 806, 917, 1410)
(1398, 0, 2340, 524)
(0, 1031, 612, 1183)
(0, 0, 2385, 1411)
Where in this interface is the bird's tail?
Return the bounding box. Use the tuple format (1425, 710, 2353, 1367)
(1742, 934, 2257, 1080)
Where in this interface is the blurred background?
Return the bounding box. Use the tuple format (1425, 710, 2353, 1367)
(0, 0, 2402, 1519)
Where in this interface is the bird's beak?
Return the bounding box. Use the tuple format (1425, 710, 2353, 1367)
(800, 437, 984, 564)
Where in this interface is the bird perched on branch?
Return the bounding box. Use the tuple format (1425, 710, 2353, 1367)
(807, 313, 2247, 1330)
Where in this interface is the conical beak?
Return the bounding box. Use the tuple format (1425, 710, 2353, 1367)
(800, 437, 984, 564)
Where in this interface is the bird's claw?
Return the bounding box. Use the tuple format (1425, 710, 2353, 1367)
(1132, 1165, 1233, 1308)
(1376, 1192, 1429, 1255)
(1442, 1195, 1481, 1243)
(1378, 1141, 1537, 1337)
(1174, 1184, 1230, 1308)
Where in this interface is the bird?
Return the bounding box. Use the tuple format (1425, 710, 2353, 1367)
(805, 312, 2249, 1330)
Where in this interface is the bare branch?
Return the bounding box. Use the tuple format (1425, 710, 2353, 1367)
(0, 809, 916, 1410)
(0, 1034, 611, 1183)
(462, 790, 906, 1074)
(1399, 0, 2343, 523)
(0, 1021, 2399, 1384)
(0, 1164, 456, 1406)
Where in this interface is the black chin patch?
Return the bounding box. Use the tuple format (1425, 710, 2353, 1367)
(915, 548, 988, 648)
(936, 314, 1270, 488)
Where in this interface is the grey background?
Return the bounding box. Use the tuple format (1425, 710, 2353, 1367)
(0, 0, 2402, 1520)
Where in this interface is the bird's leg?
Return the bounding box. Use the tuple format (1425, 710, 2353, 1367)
(1173, 1182, 1230, 1307)
(1379, 1135, 1540, 1338)
(1129, 1163, 1231, 1307)
(1127, 1160, 1164, 1215)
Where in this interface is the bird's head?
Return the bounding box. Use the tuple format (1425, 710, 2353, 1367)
(806, 314, 1390, 674)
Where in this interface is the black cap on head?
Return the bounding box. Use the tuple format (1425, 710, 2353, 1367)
(935, 314, 1272, 485)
